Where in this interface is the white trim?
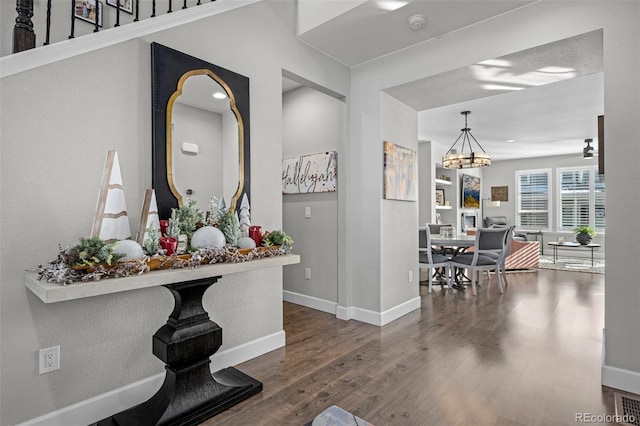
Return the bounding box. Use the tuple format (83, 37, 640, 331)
(0, 0, 261, 78)
(210, 330, 286, 371)
(336, 297, 421, 326)
(283, 290, 337, 315)
(17, 330, 285, 426)
(380, 296, 421, 326)
(602, 364, 640, 395)
(336, 305, 352, 321)
(601, 329, 640, 395)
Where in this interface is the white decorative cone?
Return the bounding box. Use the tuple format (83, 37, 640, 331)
(91, 150, 131, 242)
(239, 193, 251, 237)
(137, 189, 160, 246)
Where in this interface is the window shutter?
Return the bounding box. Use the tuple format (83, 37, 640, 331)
(516, 170, 549, 229)
(557, 166, 605, 232)
(558, 169, 590, 230)
(594, 172, 605, 231)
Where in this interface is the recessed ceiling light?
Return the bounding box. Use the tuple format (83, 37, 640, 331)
(506, 139, 516, 143)
(212, 91, 227, 99)
(376, 1, 408, 12)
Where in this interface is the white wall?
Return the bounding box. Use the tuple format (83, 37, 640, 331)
(380, 93, 420, 313)
(418, 141, 433, 226)
(172, 102, 223, 208)
(0, 3, 350, 424)
(282, 86, 343, 307)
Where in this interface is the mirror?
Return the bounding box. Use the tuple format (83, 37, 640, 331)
(151, 42, 250, 219)
(170, 74, 241, 211)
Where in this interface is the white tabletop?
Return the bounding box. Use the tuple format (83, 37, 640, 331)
(25, 254, 300, 304)
(430, 234, 476, 246)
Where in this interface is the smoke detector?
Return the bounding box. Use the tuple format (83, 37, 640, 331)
(408, 14, 425, 31)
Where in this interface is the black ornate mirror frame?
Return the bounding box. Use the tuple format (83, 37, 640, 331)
(151, 42, 250, 219)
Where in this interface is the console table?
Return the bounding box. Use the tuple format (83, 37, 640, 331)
(547, 242, 601, 267)
(25, 254, 300, 425)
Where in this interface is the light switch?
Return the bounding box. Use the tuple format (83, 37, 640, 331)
(304, 207, 311, 218)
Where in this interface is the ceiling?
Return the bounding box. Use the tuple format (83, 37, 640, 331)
(281, 1, 604, 162)
(175, 74, 231, 114)
(296, 0, 534, 68)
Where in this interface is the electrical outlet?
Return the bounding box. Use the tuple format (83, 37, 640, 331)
(305, 268, 311, 280)
(39, 345, 60, 374)
(304, 206, 311, 218)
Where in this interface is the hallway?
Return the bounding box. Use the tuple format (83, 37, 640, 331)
(210, 269, 618, 425)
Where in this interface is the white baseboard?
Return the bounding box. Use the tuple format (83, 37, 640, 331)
(281, 291, 421, 325)
(380, 296, 421, 325)
(283, 290, 337, 315)
(336, 296, 421, 326)
(601, 328, 640, 395)
(602, 364, 640, 395)
(18, 331, 285, 426)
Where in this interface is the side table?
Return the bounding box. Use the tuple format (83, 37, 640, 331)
(525, 231, 544, 255)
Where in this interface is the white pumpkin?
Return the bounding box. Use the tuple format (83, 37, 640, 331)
(238, 236, 256, 249)
(113, 239, 145, 261)
(191, 226, 226, 249)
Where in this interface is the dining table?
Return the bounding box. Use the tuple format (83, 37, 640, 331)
(429, 233, 477, 290)
(430, 233, 477, 249)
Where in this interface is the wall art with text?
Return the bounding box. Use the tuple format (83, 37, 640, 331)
(282, 151, 337, 194)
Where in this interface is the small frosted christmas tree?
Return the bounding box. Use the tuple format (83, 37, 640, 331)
(217, 208, 241, 246)
(239, 193, 251, 237)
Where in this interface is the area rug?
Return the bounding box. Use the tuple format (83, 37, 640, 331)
(538, 254, 604, 274)
(304, 405, 373, 426)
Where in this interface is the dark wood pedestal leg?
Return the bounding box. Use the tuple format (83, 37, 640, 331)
(98, 277, 262, 426)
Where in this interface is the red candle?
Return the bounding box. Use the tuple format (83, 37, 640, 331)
(249, 226, 262, 246)
(160, 236, 177, 255)
(159, 220, 169, 236)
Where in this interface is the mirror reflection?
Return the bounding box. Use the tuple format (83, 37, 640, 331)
(151, 42, 250, 219)
(168, 73, 241, 210)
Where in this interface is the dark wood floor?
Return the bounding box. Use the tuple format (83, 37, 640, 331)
(207, 269, 618, 426)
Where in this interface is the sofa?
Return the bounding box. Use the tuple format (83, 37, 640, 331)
(484, 216, 539, 270)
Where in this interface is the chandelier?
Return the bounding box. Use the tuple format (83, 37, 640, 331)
(442, 111, 491, 169)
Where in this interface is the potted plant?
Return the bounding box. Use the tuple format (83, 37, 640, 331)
(574, 225, 596, 245)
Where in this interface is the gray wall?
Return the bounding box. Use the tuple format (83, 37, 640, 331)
(482, 154, 605, 249)
(380, 92, 420, 311)
(282, 86, 343, 304)
(0, 3, 350, 424)
(1, 2, 640, 423)
(172, 102, 223, 208)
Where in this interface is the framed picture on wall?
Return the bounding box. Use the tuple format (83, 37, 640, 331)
(491, 185, 509, 202)
(435, 189, 445, 206)
(282, 151, 337, 194)
(383, 141, 417, 202)
(106, 0, 133, 14)
(461, 174, 480, 208)
(461, 212, 478, 231)
(75, 0, 103, 26)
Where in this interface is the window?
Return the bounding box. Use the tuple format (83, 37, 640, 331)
(516, 169, 550, 230)
(557, 166, 605, 232)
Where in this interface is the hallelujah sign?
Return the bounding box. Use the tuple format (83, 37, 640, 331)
(282, 151, 337, 194)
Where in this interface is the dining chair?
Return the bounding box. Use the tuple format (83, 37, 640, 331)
(448, 227, 510, 295)
(419, 226, 451, 293)
(480, 225, 514, 286)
